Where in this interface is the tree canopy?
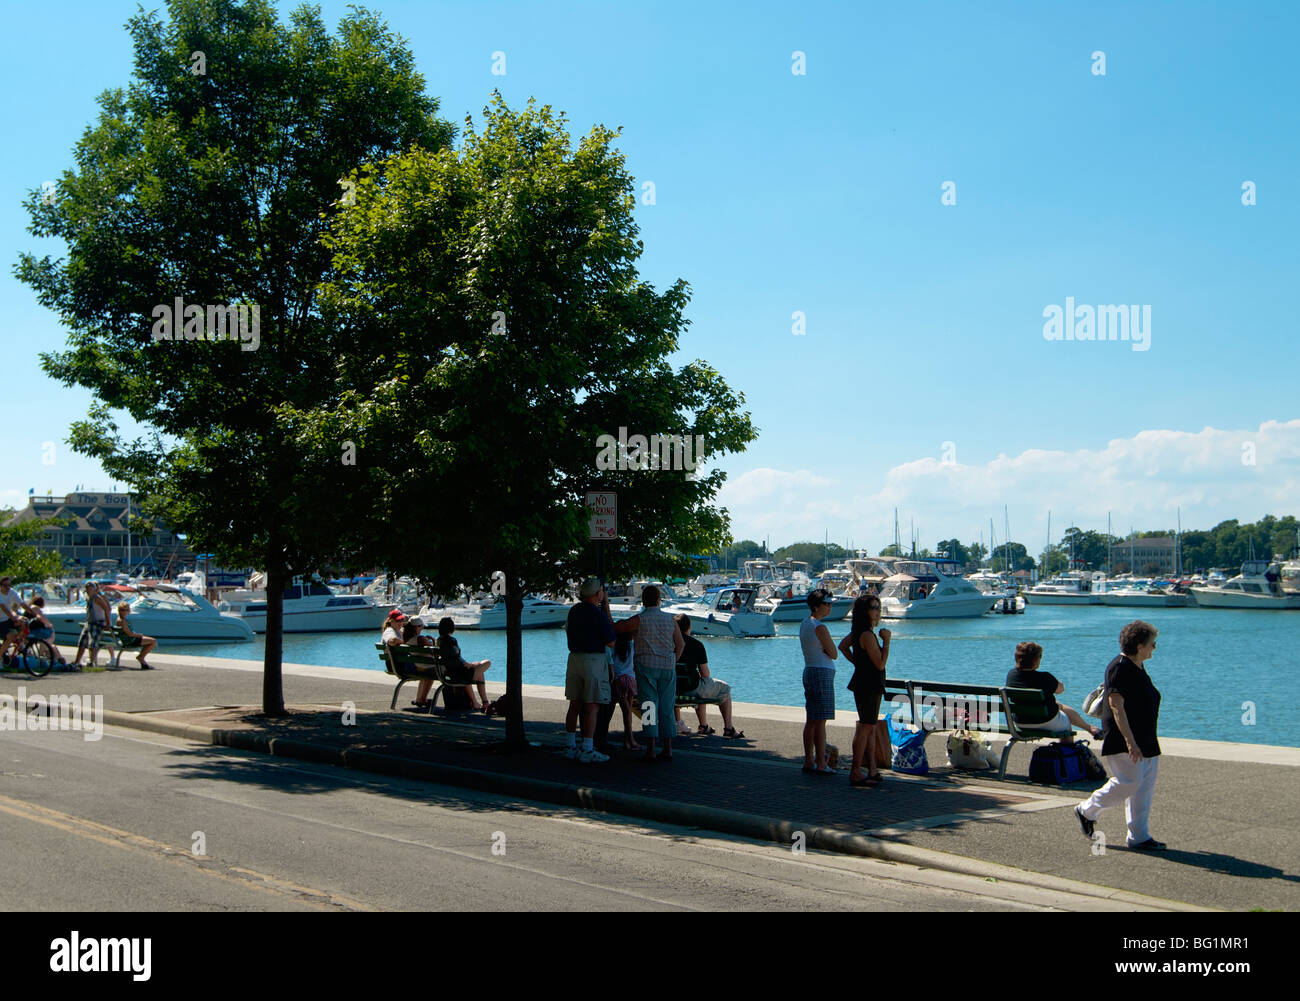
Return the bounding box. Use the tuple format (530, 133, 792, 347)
(16, 0, 455, 711)
(313, 94, 756, 746)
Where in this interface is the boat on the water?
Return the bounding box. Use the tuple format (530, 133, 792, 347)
(967, 569, 1026, 613)
(1190, 561, 1300, 610)
(1099, 578, 1191, 607)
(417, 594, 571, 630)
(42, 583, 255, 643)
(606, 580, 684, 619)
(665, 586, 776, 637)
(878, 561, 998, 619)
(1282, 559, 1300, 595)
(1025, 571, 1103, 605)
(219, 576, 397, 632)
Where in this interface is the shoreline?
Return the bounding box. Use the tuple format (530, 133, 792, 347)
(112, 650, 1300, 766)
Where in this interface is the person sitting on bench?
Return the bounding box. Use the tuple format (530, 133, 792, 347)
(436, 617, 491, 712)
(116, 601, 158, 670)
(1006, 641, 1101, 741)
(673, 614, 744, 738)
(403, 617, 441, 711)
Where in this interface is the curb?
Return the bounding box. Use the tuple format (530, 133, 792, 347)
(100, 709, 1207, 911)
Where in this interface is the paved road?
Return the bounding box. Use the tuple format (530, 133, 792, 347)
(0, 723, 1145, 912)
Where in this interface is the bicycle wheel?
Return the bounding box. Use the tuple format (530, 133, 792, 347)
(24, 639, 55, 678)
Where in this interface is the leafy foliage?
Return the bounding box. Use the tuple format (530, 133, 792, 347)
(15, 0, 454, 711)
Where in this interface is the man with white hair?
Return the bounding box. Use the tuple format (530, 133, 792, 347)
(563, 578, 615, 762)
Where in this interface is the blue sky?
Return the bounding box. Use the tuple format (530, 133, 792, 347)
(3, 0, 1297, 555)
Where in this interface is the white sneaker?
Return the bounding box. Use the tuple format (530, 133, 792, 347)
(577, 748, 609, 763)
(563, 745, 581, 759)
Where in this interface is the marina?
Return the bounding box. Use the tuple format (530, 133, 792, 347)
(153, 601, 1299, 749)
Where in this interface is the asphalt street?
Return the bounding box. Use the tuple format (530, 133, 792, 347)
(0, 722, 1155, 912)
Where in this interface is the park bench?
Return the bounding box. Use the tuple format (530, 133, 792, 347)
(883, 679, 1079, 779)
(374, 641, 477, 713)
(97, 626, 138, 670)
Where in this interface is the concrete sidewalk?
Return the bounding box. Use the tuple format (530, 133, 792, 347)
(4, 652, 1297, 911)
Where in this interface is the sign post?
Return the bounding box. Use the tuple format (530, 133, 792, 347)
(586, 492, 617, 583)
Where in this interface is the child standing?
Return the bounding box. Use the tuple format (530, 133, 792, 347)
(610, 630, 641, 751)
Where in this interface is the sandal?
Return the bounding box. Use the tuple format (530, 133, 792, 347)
(722, 727, 745, 739)
(696, 725, 716, 735)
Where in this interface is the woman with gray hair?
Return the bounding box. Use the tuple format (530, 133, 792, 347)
(1074, 620, 1165, 850)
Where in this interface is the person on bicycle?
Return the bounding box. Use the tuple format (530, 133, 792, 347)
(0, 576, 38, 668)
(25, 596, 70, 668)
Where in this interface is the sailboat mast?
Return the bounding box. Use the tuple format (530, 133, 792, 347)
(1107, 511, 1112, 576)
(1176, 508, 1181, 577)
(1004, 505, 1010, 579)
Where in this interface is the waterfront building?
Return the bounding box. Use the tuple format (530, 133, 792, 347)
(2, 491, 193, 574)
(1111, 535, 1180, 575)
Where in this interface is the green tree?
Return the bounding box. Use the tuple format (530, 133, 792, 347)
(316, 95, 756, 749)
(935, 539, 968, 565)
(17, 0, 455, 714)
(0, 514, 68, 581)
(966, 541, 988, 565)
(723, 540, 766, 569)
(1040, 544, 1068, 576)
(878, 544, 903, 557)
(991, 543, 1033, 573)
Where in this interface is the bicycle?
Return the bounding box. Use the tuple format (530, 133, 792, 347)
(3, 619, 56, 678)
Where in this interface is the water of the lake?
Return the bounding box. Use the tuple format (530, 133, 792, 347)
(163, 604, 1297, 747)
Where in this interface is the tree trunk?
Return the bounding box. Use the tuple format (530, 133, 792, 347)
(262, 550, 287, 716)
(504, 569, 526, 750)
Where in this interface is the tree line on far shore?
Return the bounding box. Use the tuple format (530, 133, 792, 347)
(720, 514, 1298, 578)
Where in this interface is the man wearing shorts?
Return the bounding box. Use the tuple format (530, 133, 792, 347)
(563, 578, 614, 763)
(72, 582, 113, 669)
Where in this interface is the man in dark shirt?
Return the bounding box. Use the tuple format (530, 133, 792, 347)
(563, 578, 615, 763)
(1005, 641, 1102, 741)
(673, 614, 742, 737)
(1075, 621, 1165, 850)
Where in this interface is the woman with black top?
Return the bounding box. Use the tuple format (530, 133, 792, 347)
(1005, 641, 1103, 742)
(837, 594, 889, 787)
(1074, 620, 1165, 850)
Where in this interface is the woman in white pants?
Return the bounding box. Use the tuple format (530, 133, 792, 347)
(1074, 620, 1164, 850)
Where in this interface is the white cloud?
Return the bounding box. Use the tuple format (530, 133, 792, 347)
(718, 420, 1300, 550)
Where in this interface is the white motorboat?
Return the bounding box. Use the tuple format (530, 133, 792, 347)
(219, 577, 397, 633)
(606, 581, 684, 620)
(1191, 561, 1300, 610)
(1099, 579, 1190, 607)
(754, 580, 815, 622)
(878, 562, 998, 619)
(42, 584, 255, 643)
(417, 595, 571, 630)
(811, 567, 856, 621)
(1281, 559, 1300, 595)
(1025, 571, 1103, 605)
(365, 575, 423, 615)
(665, 586, 776, 637)
(967, 569, 1026, 613)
